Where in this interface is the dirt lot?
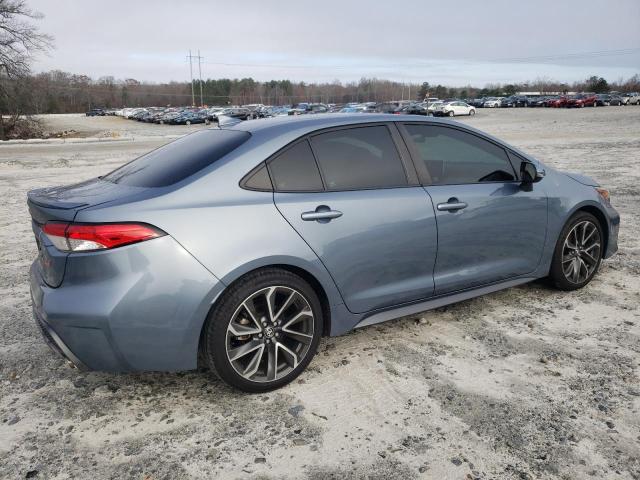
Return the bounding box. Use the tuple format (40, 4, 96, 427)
(1, 109, 639, 480)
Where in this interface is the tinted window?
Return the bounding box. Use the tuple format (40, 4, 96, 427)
(268, 140, 323, 192)
(310, 126, 407, 190)
(242, 163, 272, 191)
(104, 129, 250, 187)
(405, 124, 515, 185)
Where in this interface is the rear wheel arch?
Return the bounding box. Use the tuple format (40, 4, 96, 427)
(198, 264, 332, 362)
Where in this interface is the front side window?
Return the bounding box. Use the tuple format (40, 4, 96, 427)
(310, 126, 407, 190)
(404, 124, 515, 185)
(268, 140, 323, 192)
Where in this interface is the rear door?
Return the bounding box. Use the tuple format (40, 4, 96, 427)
(271, 124, 438, 314)
(400, 123, 547, 295)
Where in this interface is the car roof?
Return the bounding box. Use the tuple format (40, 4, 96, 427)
(221, 113, 535, 163)
(229, 113, 453, 135)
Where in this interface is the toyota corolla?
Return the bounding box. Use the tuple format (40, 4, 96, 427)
(28, 114, 619, 392)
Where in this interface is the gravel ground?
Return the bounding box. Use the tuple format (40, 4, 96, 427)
(0, 109, 639, 480)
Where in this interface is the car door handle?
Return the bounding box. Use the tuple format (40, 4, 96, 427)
(301, 207, 343, 222)
(437, 199, 468, 211)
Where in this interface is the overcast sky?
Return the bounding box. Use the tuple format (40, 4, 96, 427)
(29, 0, 640, 86)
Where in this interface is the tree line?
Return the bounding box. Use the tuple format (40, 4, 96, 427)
(6, 71, 640, 115)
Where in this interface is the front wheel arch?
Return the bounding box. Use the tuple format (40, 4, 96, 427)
(572, 205, 609, 256)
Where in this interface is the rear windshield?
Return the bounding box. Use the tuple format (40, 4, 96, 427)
(103, 129, 251, 187)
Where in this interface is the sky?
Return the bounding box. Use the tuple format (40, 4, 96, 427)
(29, 0, 640, 86)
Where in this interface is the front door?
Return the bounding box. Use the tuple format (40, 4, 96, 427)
(401, 123, 548, 294)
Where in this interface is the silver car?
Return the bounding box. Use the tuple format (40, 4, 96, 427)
(28, 114, 619, 391)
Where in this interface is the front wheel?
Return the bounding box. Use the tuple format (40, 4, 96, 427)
(469, 109, 475, 116)
(549, 212, 603, 290)
(447, 110, 454, 117)
(202, 268, 323, 392)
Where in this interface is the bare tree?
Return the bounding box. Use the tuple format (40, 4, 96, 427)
(0, 0, 52, 138)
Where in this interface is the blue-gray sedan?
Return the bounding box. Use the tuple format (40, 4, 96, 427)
(28, 114, 620, 391)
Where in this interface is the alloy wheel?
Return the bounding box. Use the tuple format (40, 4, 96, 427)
(225, 286, 315, 383)
(561, 220, 601, 284)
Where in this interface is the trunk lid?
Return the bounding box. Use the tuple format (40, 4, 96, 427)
(28, 178, 148, 287)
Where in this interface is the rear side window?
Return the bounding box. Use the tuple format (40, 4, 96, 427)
(103, 129, 251, 187)
(268, 140, 324, 192)
(404, 124, 515, 185)
(310, 126, 407, 190)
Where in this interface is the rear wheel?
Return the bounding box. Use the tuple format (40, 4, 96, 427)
(203, 268, 323, 392)
(549, 212, 603, 290)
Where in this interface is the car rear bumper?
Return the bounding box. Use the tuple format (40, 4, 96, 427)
(29, 235, 224, 372)
(32, 305, 88, 370)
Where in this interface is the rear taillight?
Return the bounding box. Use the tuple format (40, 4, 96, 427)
(42, 222, 165, 252)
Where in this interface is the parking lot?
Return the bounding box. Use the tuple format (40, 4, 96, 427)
(1, 108, 639, 479)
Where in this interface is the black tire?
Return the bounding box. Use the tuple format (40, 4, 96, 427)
(447, 110, 454, 117)
(202, 268, 323, 392)
(548, 212, 603, 291)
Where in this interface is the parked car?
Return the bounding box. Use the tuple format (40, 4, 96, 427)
(547, 96, 569, 108)
(169, 110, 208, 125)
(526, 96, 547, 107)
(393, 104, 429, 116)
(214, 107, 252, 122)
(289, 103, 329, 115)
(607, 94, 624, 106)
(595, 94, 611, 106)
(377, 102, 403, 113)
(425, 101, 444, 114)
(339, 106, 364, 113)
(500, 96, 528, 107)
(432, 101, 476, 116)
(28, 114, 619, 392)
(468, 97, 489, 108)
(269, 106, 292, 116)
(483, 97, 503, 108)
(566, 93, 597, 108)
(86, 108, 105, 116)
(623, 92, 640, 105)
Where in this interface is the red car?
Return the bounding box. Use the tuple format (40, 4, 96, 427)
(566, 93, 597, 108)
(547, 96, 568, 108)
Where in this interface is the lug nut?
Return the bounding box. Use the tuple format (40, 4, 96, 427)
(258, 333, 263, 338)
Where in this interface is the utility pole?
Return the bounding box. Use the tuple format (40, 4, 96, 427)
(188, 50, 195, 106)
(198, 49, 204, 107)
(187, 50, 205, 107)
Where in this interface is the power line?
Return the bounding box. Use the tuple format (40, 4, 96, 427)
(199, 48, 640, 70)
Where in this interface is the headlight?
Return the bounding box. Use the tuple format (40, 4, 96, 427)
(595, 187, 611, 205)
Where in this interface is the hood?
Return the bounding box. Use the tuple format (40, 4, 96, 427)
(564, 172, 600, 187)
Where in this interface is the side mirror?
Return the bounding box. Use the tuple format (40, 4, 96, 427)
(520, 161, 544, 184)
